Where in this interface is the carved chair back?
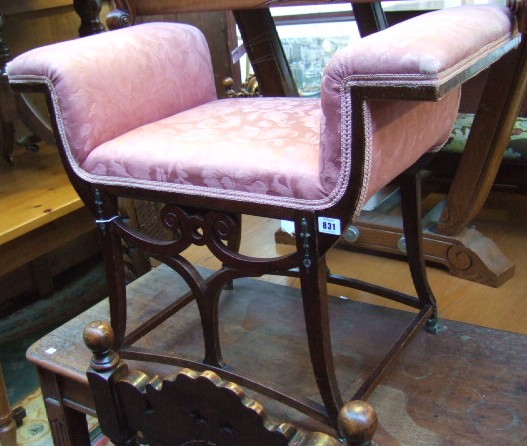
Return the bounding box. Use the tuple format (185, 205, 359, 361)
(84, 320, 378, 446)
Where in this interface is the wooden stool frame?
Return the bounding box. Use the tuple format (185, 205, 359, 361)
(9, 1, 527, 431)
(12, 79, 440, 430)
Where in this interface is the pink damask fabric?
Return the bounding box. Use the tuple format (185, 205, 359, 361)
(323, 5, 516, 83)
(7, 6, 518, 214)
(83, 97, 326, 202)
(7, 23, 217, 165)
(320, 4, 517, 214)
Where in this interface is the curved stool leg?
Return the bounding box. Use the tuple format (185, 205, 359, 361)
(296, 216, 343, 427)
(399, 166, 439, 332)
(98, 212, 128, 347)
(224, 212, 241, 290)
(200, 279, 228, 368)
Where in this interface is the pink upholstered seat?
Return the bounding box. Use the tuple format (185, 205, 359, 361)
(83, 97, 325, 204)
(80, 95, 458, 210)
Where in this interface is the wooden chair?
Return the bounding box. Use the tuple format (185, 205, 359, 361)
(6, 2, 524, 431)
(84, 320, 378, 445)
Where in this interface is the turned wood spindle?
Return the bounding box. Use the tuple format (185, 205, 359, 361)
(0, 12, 10, 74)
(0, 11, 16, 163)
(73, 0, 105, 37)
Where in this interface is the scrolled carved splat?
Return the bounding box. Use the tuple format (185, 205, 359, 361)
(115, 203, 295, 274)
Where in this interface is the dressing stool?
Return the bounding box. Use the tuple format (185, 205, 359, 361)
(8, 2, 524, 432)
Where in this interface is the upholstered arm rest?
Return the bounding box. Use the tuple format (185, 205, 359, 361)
(323, 5, 520, 101)
(318, 5, 521, 212)
(7, 23, 217, 165)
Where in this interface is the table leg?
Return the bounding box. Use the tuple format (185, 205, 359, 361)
(352, 2, 388, 36)
(437, 37, 527, 236)
(233, 8, 298, 97)
(38, 368, 91, 446)
(0, 363, 16, 446)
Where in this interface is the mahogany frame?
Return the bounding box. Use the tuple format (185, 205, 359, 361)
(9, 0, 527, 431)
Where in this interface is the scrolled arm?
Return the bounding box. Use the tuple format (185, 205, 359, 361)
(7, 23, 217, 166)
(319, 4, 521, 216)
(323, 5, 520, 102)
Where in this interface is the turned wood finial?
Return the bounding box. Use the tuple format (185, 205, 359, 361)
(338, 401, 378, 446)
(223, 77, 236, 98)
(222, 75, 260, 98)
(84, 320, 119, 372)
(508, 0, 527, 33)
(73, 0, 105, 37)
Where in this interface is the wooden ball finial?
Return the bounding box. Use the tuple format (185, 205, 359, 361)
(84, 320, 114, 353)
(84, 320, 119, 372)
(222, 77, 236, 98)
(338, 400, 378, 445)
(222, 77, 234, 89)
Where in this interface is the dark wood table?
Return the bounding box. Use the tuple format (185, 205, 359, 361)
(27, 264, 527, 445)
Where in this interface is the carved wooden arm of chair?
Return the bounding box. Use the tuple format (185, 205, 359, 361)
(106, 1, 134, 30)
